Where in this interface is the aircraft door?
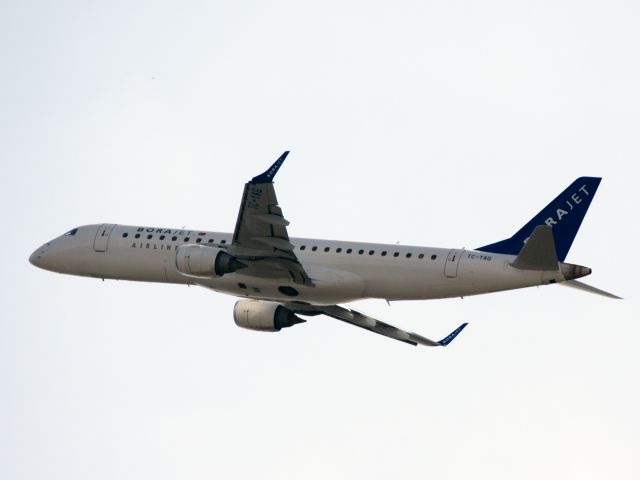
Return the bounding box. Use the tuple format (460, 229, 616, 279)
(93, 224, 117, 252)
(444, 249, 463, 278)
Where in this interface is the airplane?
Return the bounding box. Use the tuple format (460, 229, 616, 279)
(29, 151, 620, 347)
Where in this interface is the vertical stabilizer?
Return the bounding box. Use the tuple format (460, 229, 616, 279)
(478, 177, 601, 261)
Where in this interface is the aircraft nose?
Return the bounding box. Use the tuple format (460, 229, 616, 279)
(29, 244, 49, 268)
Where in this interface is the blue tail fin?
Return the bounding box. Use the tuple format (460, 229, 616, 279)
(477, 177, 601, 261)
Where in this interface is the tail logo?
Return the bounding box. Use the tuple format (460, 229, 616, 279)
(477, 176, 601, 261)
(544, 184, 591, 227)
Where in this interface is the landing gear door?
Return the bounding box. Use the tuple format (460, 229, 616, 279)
(93, 224, 117, 252)
(444, 249, 463, 278)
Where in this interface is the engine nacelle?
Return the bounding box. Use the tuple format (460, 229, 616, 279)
(175, 245, 246, 278)
(233, 300, 306, 332)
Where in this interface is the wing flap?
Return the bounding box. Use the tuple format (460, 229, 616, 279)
(251, 236, 295, 251)
(249, 213, 290, 227)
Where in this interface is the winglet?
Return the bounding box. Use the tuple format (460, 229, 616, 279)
(437, 323, 468, 346)
(250, 151, 289, 184)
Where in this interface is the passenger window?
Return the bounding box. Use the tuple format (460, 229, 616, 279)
(324, 247, 330, 252)
(147, 234, 153, 240)
(171, 236, 177, 241)
(431, 254, 437, 260)
(160, 235, 165, 240)
(406, 253, 412, 258)
(122, 232, 129, 238)
(393, 252, 399, 257)
(184, 237, 190, 242)
(196, 238, 202, 243)
(208, 239, 214, 243)
(369, 250, 374, 255)
(358, 249, 364, 255)
(381, 251, 387, 256)
(135, 233, 141, 239)
(312, 246, 318, 251)
(336, 248, 342, 253)
(221, 239, 227, 244)
(347, 249, 352, 254)
(300, 245, 306, 250)
(418, 253, 424, 259)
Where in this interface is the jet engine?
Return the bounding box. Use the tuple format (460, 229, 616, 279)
(175, 245, 246, 278)
(233, 300, 306, 332)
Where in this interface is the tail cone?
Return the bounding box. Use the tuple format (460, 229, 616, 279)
(560, 262, 592, 281)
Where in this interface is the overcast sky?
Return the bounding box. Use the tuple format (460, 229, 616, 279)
(1, 1, 639, 479)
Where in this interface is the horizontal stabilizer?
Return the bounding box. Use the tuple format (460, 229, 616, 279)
(561, 280, 622, 299)
(511, 225, 559, 271)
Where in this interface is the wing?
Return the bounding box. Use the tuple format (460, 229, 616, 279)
(226, 152, 313, 286)
(287, 303, 468, 347)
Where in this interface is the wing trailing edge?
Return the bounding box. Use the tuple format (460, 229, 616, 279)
(291, 304, 468, 347)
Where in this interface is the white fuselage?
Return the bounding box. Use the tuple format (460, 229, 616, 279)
(30, 224, 569, 305)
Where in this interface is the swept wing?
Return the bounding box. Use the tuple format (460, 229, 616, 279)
(226, 151, 313, 286)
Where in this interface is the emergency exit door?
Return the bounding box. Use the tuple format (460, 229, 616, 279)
(93, 224, 116, 252)
(444, 249, 463, 278)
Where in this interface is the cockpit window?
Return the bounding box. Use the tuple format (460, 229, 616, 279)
(64, 228, 78, 236)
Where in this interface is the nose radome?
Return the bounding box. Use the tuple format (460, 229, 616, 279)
(29, 245, 48, 268)
(29, 249, 41, 267)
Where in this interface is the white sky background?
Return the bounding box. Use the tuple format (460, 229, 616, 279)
(1, 1, 639, 478)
